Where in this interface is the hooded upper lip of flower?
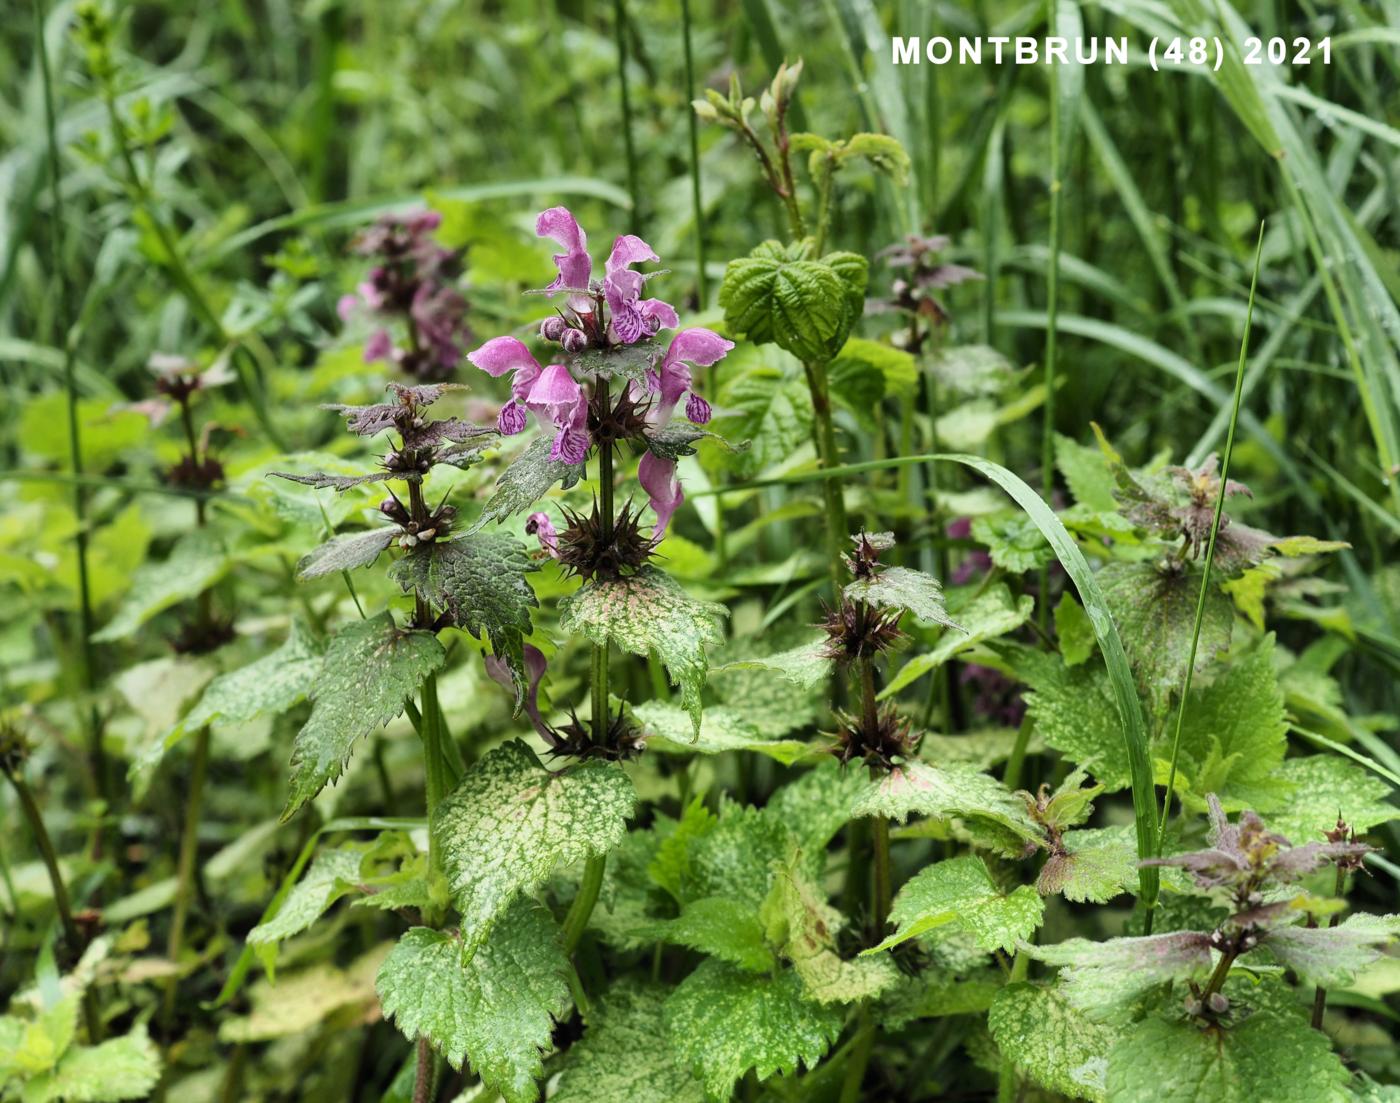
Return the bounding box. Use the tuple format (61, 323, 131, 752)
(644, 327, 734, 427)
(535, 206, 678, 345)
(466, 336, 589, 463)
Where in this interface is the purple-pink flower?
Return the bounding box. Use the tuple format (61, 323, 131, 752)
(467, 338, 591, 464)
(485, 644, 551, 741)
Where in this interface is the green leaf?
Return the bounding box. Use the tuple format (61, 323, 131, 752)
(434, 740, 636, 954)
(296, 527, 396, 581)
(850, 760, 1039, 854)
(764, 761, 870, 855)
(1055, 433, 1120, 512)
(389, 535, 537, 701)
(644, 421, 746, 462)
(866, 856, 1043, 955)
(1038, 826, 1138, 904)
(989, 982, 1119, 1103)
(558, 567, 726, 736)
(1104, 1011, 1350, 1103)
(632, 701, 811, 765)
(552, 983, 706, 1103)
(710, 637, 825, 737)
(718, 246, 864, 362)
(882, 585, 1032, 697)
(1257, 755, 1400, 841)
(929, 344, 1020, 397)
(376, 902, 571, 1103)
(685, 802, 793, 908)
(664, 960, 843, 1098)
(1054, 593, 1098, 666)
(92, 529, 230, 642)
(162, 620, 324, 756)
(765, 859, 900, 1004)
(715, 633, 831, 691)
(219, 947, 385, 1042)
(248, 845, 362, 945)
(20, 1027, 162, 1103)
(653, 896, 776, 973)
(832, 133, 911, 184)
(284, 613, 445, 819)
(1171, 635, 1288, 808)
(1099, 559, 1234, 707)
(845, 564, 961, 628)
(1263, 914, 1400, 988)
(470, 435, 584, 531)
(971, 513, 1054, 573)
(1027, 931, 1214, 1017)
(708, 356, 814, 478)
(1018, 648, 1132, 790)
(829, 338, 917, 428)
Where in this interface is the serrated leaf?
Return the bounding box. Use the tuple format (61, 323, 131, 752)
(850, 760, 1039, 853)
(719, 249, 859, 363)
(92, 529, 229, 642)
(882, 585, 1031, 697)
(558, 567, 725, 736)
(376, 902, 571, 1103)
(708, 358, 813, 479)
(1055, 433, 1120, 512)
(471, 435, 584, 531)
(686, 803, 793, 908)
(867, 856, 1043, 955)
(652, 896, 776, 973)
(1263, 914, 1400, 987)
(632, 700, 812, 764)
(296, 527, 396, 581)
(552, 983, 706, 1103)
(20, 1027, 162, 1103)
(1099, 559, 1234, 706)
(766, 859, 900, 1004)
(715, 633, 831, 690)
(643, 421, 745, 461)
(765, 761, 870, 855)
(563, 338, 662, 383)
(434, 740, 636, 954)
(709, 637, 824, 738)
(664, 960, 843, 1098)
(1038, 826, 1138, 904)
(1019, 649, 1132, 790)
(219, 946, 385, 1042)
(1027, 932, 1214, 1017)
(989, 982, 1118, 1102)
(161, 621, 324, 758)
(1104, 1010, 1350, 1103)
(1256, 756, 1400, 841)
(248, 846, 362, 945)
(1054, 593, 1098, 666)
(284, 613, 445, 818)
(270, 469, 393, 491)
(829, 337, 916, 429)
(389, 535, 537, 701)
(971, 513, 1054, 573)
(845, 564, 961, 628)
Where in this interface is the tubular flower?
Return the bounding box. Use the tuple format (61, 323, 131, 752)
(467, 339, 590, 462)
(525, 512, 559, 558)
(638, 452, 685, 538)
(485, 644, 551, 741)
(646, 328, 733, 427)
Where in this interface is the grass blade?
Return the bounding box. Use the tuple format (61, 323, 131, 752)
(1157, 223, 1265, 849)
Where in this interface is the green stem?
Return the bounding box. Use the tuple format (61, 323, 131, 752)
(613, 0, 640, 233)
(1200, 946, 1237, 1003)
(871, 816, 891, 934)
(680, 0, 706, 308)
(412, 1036, 437, 1103)
(1311, 865, 1348, 1029)
(36, 0, 106, 818)
(837, 1015, 876, 1103)
(161, 726, 210, 1030)
(562, 854, 607, 957)
(996, 951, 1030, 1102)
(803, 359, 848, 586)
(1157, 224, 1265, 852)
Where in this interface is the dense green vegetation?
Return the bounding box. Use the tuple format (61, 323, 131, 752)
(3, 1, 1399, 1100)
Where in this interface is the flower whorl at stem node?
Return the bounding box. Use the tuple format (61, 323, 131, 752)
(826, 703, 918, 771)
(554, 498, 656, 582)
(817, 597, 906, 664)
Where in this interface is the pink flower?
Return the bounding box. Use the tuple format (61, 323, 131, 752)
(525, 512, 559, 557)
(485, 644, 552, 740)
(467, 336, 545, 436)
(638, 452, 685, 537)
(526, 365, 591, 464)
(647, 328, 733, 426)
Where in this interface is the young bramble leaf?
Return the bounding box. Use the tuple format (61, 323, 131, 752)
(1104, 1010, 1350, 1103)
(558, 566, 726, 736)
(434, 740, 636, 955)
(718, 244, 867, 363)
(296, 527, 396, 580)
(284, 613, 445, 819)
(470, 435, 585, 531)
(989, 982, 1119, 1102)
(389, 534, 537, 702)
(664, 960, 844, 1099)
(865, 855, 1043, 956)
(552, 983, 707, 1103)
(248, 846, 362, 946)
(376, 902, 571, 1103)
(93, 529, 230, 642)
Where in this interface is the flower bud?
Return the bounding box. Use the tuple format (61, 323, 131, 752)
(540, 315, 567, 341)
(1206, 992, 1229, 1015)
(685, 392, 712, 425)
(498, 401, 528, 436)
(561, 328, 588, 353)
